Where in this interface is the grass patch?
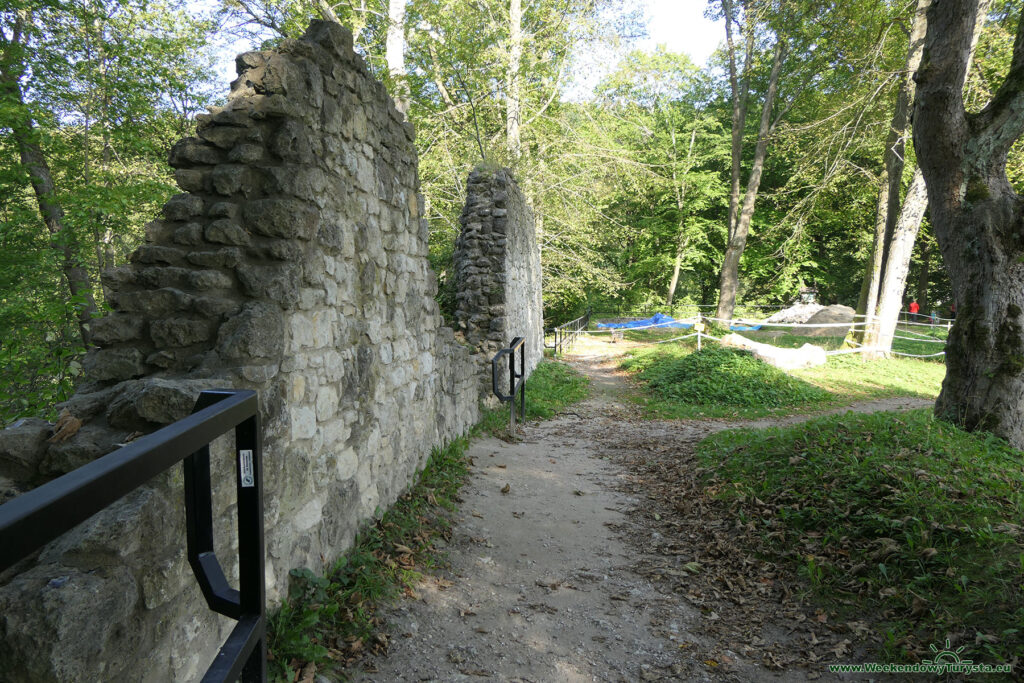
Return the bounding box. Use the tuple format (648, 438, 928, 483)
(795, 353, 944, 401)
(621, 339, 945, 419)
(697, 410, 1024, 667)
(621, 345, 831, 419)
(266, 360, 587, 680)
(477, 360, 589, 435)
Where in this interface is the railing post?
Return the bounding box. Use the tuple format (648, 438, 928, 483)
(235, 412, 266, 682)
(508, 345, 516, 432)
(519, 341, 526, 421)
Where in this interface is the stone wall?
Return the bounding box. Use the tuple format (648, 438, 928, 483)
(0, 21, 510, 681)
(453, 167, 544, 391)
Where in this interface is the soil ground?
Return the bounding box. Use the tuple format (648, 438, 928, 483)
(349, 339, 930, 682)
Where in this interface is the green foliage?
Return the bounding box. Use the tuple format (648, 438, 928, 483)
(697, 410, 1024, 664)
(621, 345, 831, 410)
(0, 0, 216, 423)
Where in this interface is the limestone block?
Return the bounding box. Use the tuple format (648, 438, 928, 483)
(290, 405, 317, 440)
(291, 498, 323, 531)
(174, 169, 207, 193)
(89, 314, 145, 346)
(217, 301, 285, 360)
(0, 418, 51, 481)
(173, 223, 205, 246)
(107, 378, 226, 428)
(212, 164, 260, 196)
(169, 137, 222, 167)
(237, 262, 301, 305)
(205, 219, 250, 246)
(186, 247, 243, 269)
(208, 202, 240, 219)
(243, 198, 319, 240)
(82, 347, 146, 382)
(150, 318, 213, 348)
(315, 386, 337, 421)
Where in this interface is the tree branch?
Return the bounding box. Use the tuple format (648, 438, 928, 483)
(969, 5, 1024, 152)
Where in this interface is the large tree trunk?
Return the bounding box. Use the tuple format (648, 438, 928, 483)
(505, 0, 522, 158)
(856, 0, 930, 339)
(1, 20, 97, 346)
(715, 39, 784, 321)
(914, 0, 1024, 446)
(386, 0, 409, 115)
(865, 168, 928, 356)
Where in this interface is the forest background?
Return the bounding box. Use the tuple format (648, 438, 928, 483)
(1, 0, 1020, 425)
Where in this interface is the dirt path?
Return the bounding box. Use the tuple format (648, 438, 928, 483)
(350, 348, 931, 682)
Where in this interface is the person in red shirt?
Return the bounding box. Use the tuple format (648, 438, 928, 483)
(908, 300, 920, 321)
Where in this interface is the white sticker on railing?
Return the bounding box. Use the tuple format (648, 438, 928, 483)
(239, 450, 255, 488)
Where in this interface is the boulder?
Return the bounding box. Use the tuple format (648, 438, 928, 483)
(764, 302, 824, 324)
(803, 304, 855, 337)
(720, 333, 827, 370)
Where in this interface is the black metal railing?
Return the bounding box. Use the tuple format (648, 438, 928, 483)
(492, 336, 526, 431)
(548, 310, 590, 356)
(0, 389, 266, 682)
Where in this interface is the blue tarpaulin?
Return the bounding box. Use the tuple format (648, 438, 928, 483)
(596, 313, 693, 330)
(729, 323, 763, 331)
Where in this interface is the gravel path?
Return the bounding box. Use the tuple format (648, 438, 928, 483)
(349, 349, 930, 682)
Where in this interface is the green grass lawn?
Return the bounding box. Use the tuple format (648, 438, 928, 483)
(697, 410, 1024, 668)
(621, 337, 946, 419)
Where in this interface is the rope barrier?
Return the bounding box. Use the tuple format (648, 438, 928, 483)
(890, 350, 947, 358)
(890, 334, 946, 344)
(653, 333, 700, 344)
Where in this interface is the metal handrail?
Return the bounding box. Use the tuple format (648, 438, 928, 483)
(551, 310, 590, 356)
(492, 336, 526, 431)
(0, 389, 266, 682)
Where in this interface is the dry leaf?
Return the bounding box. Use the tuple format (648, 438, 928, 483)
(298, 663, 316, 683)
(500, 483, 511, 494)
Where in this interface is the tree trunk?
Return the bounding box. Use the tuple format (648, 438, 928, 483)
(505, 0, 522, 158)
(856, 0, 930, 339)
(666, 126, 697, 305)
(722, 0, 753, 241)
(386, 0, 409, 115)
(914, 0, 1024, 446)
(715, 38, 784, 321)
(865, 168, 928, 356)
(1, 21, 97, 346)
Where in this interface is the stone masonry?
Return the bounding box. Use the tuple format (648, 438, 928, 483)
(0, 21, 539, 681)
(453, 167, 544, 396)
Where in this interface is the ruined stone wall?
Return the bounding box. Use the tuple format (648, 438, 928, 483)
(0, 21, 487, 681)
(453, 167, 544, 389)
